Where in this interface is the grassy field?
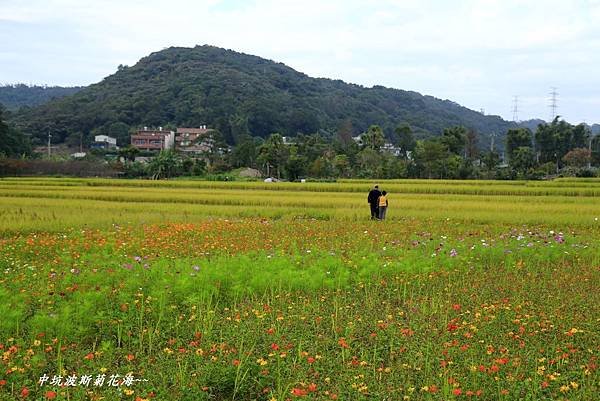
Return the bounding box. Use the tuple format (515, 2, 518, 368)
(0, 178, 598, 400)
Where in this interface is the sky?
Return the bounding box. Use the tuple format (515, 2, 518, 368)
(1, 0, 599, 124)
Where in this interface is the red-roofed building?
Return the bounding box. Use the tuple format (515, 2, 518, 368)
(131, 127, 175, 151)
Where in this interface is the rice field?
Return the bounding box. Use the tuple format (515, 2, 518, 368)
(0, 178, 598, 400)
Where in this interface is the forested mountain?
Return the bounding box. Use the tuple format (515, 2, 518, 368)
(0, 84, 82, 110)
(13, 45, 519, 147)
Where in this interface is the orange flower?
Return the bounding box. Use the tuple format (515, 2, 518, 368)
(291, 387, 308, 397)
(126, 354, 135, 362)
(307, 383, 317, 393)
(452, 388, 462, 396)
(338, 338, 349, 349)
(84, 352, 94, 360)
(45, 391, 57, 399)
(232, 359, 240, 366)
(20, 387, 30, 398)
(307, 356, 316, 364)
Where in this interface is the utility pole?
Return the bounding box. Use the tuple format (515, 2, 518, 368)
(490, 132, 496, 152)
(47, 132, 52, 157)
(549, 87, 558, 121)
(512, 96, 519, 122)
(589, 132, 594, 170)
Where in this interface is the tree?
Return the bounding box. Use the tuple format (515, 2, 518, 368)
(357, 147, 382, 177)
(333, 154, 351, 178)
(571, 124, 590, 149)
(0, 105, 30, 157)
(395, 124, 416, 159)
(535, 118, 584, 169)
(509, 146, 535, 175)
(591, 135, 600, 166)
(360, 125, 385, 151)
(230, 134, 260, 168)
(336, 119, 354, 146)
(257, 133, 289, 178)
(465, 129, 479, 160)
(506, 128, 533, 162)
(563, 148, 591, 169)
(284, 146, 307, 181)
(481, 150, 501, 172)
(147, 149, 182, 179)
(413, 139, 448, 178)
(441, 126, 467, 156)
(118, 145, 140, 162)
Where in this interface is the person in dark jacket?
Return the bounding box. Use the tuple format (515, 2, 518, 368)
(367, 185, 382, 220)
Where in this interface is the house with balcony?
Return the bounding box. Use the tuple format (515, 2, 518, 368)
(130, 127, 175, 151)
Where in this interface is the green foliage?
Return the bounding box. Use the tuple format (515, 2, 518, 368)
(0, 84, 82, 110)
(441, 125, 467, 155)
(0, 106, 31, 157)
(395, 124, 416, 159)
(506, 128, 533, 162)
(360, 125, 385, 151)
(147, 150, 184, 179)
(11, 46, 516, 147)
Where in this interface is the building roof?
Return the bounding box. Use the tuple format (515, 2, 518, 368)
(177, 127, 211, 135)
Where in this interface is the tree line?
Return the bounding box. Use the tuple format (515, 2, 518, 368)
(114, 117, 598, 180)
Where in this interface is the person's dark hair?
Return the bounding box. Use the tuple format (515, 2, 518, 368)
(374, 185, 379, 188)
(382, 191, 387, 195)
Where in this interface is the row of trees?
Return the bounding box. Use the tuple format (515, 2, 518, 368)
(126, 117, 594, 180)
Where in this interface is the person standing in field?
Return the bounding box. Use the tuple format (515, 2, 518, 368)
(378, 191, 388, 220)
(367, 184, 382, 220)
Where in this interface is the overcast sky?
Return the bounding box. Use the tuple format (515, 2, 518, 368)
(1, 0, 599, 123)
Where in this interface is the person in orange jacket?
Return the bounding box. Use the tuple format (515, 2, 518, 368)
(378, 191, 388, 220)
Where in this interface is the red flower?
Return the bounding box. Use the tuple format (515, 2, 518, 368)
(270, 343, 279, 351)
(45, 391, 57, 399)
(429, 385, 439, 393)
(338, 338, 349, 349)
(452, 388, 462, 396)
(0, 379, 6, 386)
(307, 356, 315, 364)
(447, 323, 459, 332)
(20, 387, 30, 398)
(126, 354, 135, 361)
(307, 383, 317, 392)
(291, 387, 308, 397)
(452, 304, 461, 311)
(232, 359, 240, 366)
(84, 352, 94, 360)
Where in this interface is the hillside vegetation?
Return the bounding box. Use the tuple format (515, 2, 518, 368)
(12, 45, 515, 146)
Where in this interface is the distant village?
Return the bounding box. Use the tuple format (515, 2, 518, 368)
(74, 126, 405, 160)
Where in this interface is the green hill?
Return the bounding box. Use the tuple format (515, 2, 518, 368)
(13, 45, 517, 147)
(0, 84, 82, 111)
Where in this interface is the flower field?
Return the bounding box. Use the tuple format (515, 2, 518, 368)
(0, 178, 599, 400)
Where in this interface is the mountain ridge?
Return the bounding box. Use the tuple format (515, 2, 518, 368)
(7, 45, 548, 147)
